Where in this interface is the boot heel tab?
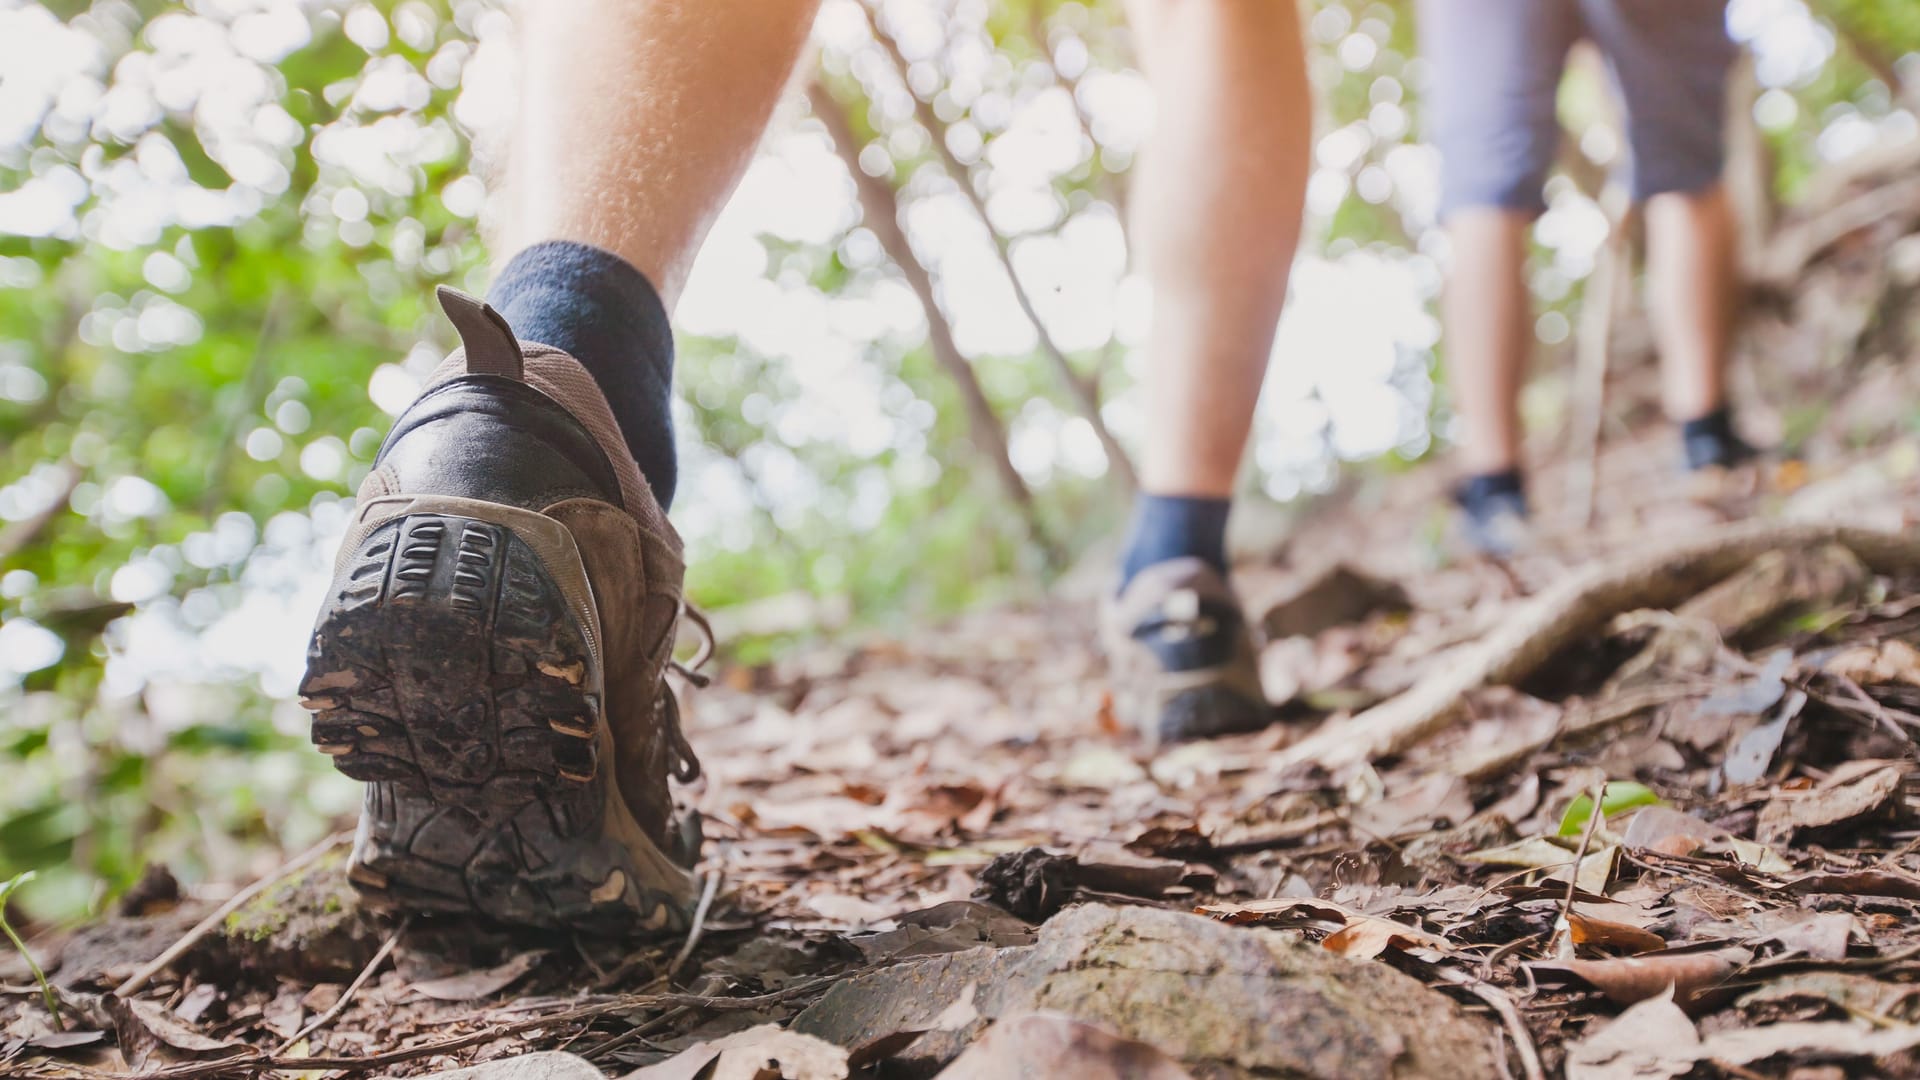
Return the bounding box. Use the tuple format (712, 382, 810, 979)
(437, 285, 524, 381)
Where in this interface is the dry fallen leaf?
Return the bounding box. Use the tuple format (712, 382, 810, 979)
(1566, 912, 1668, 956)
(1564, 990, 1698, 1080)
(107, 996, 243, 1071)
(408, 950, 548, 1002)
(1822, 639, 1920, 686)
(24, 1030, 108, 1051)
(1756, 760, 1906, 842)
(1196, 896, 1359, 928)
(1350, 773, 1475, 838)
(1757, 911, 1856, 961)
(1693, 1020, 1920, 1067)
(1787, 868, 1920, 901)
(624, 1023, 850, 1080)
(932, 1012, 1194, 1080)
(1321, 914, 1453, 961)
(1619, 807, 1723, 855)
(1526, 946, 1750, 1009)
(1737, 972, 1920, 1019)
(1462, 836, 1579, 870)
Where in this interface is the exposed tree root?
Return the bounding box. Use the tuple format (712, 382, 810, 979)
(1272, 521, 1920, 772)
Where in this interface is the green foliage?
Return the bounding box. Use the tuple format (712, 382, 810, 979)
(0, 871, 62, 1029)
(1558, 782, 1662, 837)
(1, 0, 475, 917)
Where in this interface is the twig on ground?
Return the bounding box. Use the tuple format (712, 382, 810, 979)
(582, 1004, 691, 1062)
(1475, 931, 1547, 982)
(1826, 676, 1920, 742)
(34, 975, 848, 1080)
(570, 934, 609, 982)
(1272, 521, 1920, 772)
(1555, 781, 1608, 959)
(592, 948, 663, 992)
(667, 867, 723, 983)
(113, 832, 348, 999)
(265, 975, 840, 1075)
(1435, 967, 1546, 1080)
(274, 916, 410, 1054)
(1209, 810, 1346, 858)
(1454, 684, 1705, 783)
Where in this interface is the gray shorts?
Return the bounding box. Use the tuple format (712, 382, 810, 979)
(1417, 0, 1736, 216)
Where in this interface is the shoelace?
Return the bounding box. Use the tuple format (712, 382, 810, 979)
(660, 602, 716, 784)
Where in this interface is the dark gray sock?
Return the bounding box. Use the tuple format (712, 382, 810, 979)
(1679, 406, 1755, 471)
(486, 241, 679, 507)
(1118, 494, 1232, 590)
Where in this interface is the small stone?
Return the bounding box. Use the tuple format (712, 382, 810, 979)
(216, 852, 389, 982)
(795, 903, 1500, 1079)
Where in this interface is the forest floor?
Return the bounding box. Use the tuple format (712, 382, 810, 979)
(11, 153, 1920, 1080)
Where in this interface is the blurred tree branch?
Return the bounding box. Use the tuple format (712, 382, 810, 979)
(1028, 1, 1131, 221)
(0, 465, 81, 568)
(863, 2, 1139, 492)
(808, 78, 1059, 562)
(1808, 0, 1916, 105)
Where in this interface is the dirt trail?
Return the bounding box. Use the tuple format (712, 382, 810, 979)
(11, 147, 1920, 1080)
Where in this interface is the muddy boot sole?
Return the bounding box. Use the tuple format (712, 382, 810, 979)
(301, 494, 692, 936)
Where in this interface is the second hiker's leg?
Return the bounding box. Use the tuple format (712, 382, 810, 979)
(1117, 0, 1309, 586)
(1106, 0, 1308, 743)
(1439, 208, 1533, 478)
(1123, 0, 1310, 509)
(1645, 184, 1738, 427)
(1419, 0, 1580, 552)
(1582, 0, 1748, 468)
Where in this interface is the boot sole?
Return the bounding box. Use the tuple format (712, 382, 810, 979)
(301, 494, 692, 935)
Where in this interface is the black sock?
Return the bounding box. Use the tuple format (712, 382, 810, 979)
(1678, 406, 1754, 471)
(1118, 494, 1231, 591)
(1679, 406, 1735, 444)
(1455, 468, 1525, 510)
(486, 241, 679, 508)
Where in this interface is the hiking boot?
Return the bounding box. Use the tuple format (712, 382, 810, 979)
(1103, 558, 1272, 743)
(1681, 418, 1758, 472)
(1453, 474, 1530, 559)
(300, 287, 700, 935)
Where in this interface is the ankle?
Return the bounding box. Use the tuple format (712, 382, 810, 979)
(487, 241, 679, 507)
(1676, 405, 1734, 441)
(1678, 406, 1753, 471)
(1118, 494, 1232, 591)
(1454, 468, 1527, 517)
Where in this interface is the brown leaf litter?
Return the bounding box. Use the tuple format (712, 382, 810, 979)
(17, 203, 1920, 1074)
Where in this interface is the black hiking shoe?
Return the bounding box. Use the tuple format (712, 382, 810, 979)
(1102, 558, 1273, 743)
(1680, 408, 1758, 472)
(300, 288, 700, 935)
(1453, 471, 1530, 558)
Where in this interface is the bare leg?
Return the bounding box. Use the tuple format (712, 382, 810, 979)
(1438, 208, 1534, 475)
(498, 0, 822, 307)
(1644, 182, 1737, 421)
(1126, 0, 1311, 498)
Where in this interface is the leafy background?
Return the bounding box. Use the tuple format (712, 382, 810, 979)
(0, 0, 1914, 919)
